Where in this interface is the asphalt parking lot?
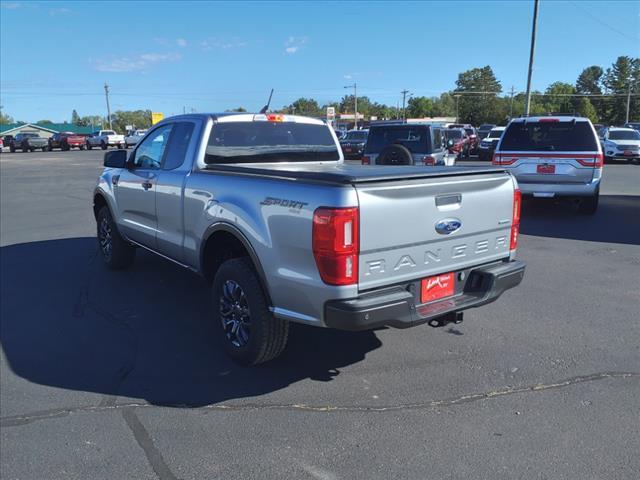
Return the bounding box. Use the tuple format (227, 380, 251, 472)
(1, 149, 639, 480)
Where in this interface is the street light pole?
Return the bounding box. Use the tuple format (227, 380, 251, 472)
(344, 83, 358, 129)
(509, 86, 516, 119)
(524, 0, 539, 116)
(454, 94, 461, 122)
(104, 82, 112, 129)
(401, 89, 410, 121)
(626, 78, 632, 124)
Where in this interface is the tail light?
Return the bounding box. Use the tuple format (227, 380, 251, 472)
(313, 207, 359, 285)
(423, 155, 435, 165)
(510, 188, 521, 251)
(576, 153, 603, 168)
(361, 155, 370, 165)
(492, 153, 517, 165)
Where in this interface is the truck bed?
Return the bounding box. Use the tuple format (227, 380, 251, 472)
(203, 162, 507, 185)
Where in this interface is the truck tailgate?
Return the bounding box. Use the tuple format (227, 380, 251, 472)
(356, 172, 514, 290)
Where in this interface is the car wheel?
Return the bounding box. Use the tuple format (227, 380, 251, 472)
(86, 142, 92, 150)
(212, 257, 289, 365)
(101, 142, 107, 150)
(10, 146, 15, 153)
(97, 206, 135, 269)
(29, 148, 35, 152)
(42, 146, 47, 152)
(578, 190, 599, 215)
(80, 145, 85, 150)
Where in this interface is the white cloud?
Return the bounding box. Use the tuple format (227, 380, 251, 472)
(200, 38, 247, 51)
(343, 74, 352, 80)
(176, 38, 188, 47)
(284, 36, 308, 55)
(91, 52, 182, 73)
(1, 2, 22, 9)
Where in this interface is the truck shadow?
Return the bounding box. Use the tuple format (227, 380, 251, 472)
(0, 238, 381, 407)
(520, 194, 640, 245)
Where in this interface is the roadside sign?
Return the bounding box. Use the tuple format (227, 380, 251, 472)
(326, 107, 335, 120)
(125, 125, 133, 131)
(151, 112, 164, 125)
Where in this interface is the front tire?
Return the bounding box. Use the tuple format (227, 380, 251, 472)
(97, 206, 135, 269)
(101, 141, 107, 150)
(86, 142, 92, 150)
(212, 258, 289, 365)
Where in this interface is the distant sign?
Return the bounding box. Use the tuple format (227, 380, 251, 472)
(326, 107, 335, 120)
(125, 125, 133, 131)
(151, 112, 164, 125)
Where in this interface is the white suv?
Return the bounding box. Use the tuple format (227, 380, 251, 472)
(493, 116, 603, 214)
(601, 127, 640, 164)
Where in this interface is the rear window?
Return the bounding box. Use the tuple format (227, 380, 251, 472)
(500, 121, 597, 152)
(102, 130, 116, 135)
(444, 130, 463, 140)
(488, 130, 503, 139)
(205, 121, 339, 164)
(365, 126, 430, 154)
(609, 130, 640, 140)
(465, 128, 474, 136)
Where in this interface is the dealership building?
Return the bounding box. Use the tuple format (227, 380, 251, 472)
(0, 122, 94, 140)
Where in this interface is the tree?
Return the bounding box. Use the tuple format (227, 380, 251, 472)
(109, 110, 153, 133)
(71, 110, 81, 125)
(576, 66, 604, 121)
(225, 107, 247, 112)
(79, 115, 104, 129)
(281, 98, 321, 116)
(406, 96, 434, 118)
(543, 81, 576, 114)
(454, 66, 502, 124)
(576, 97, 598, 123)
(0, 106, 13, 125)
(431, 93, 456, 117)
(603, 56, 639, 124)
(36, 119, 53, 124)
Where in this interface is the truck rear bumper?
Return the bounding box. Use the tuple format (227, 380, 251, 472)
(324, 260, 525, 331)
(517, 179, 600, 197)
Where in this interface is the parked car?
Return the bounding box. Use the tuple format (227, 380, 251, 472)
(449, 124, 478, 154)
(478, 126, 505, 161)
(0, 136, 3, 153)
(334, 129, 346, 140)
(9, 132, 49, 152)
(493, 116, 602, 214)
(443, 128, 470, 159)
(623, 122, 640, 132)
(339, 129, 369, 159)
(362, 123, 447, 166)
(477, 124, 496, 139)
(124, 129, 148, 148)
(93, 113, 525, 364)
(600, 127, 640, 163)
(48, 132, 87, 151)
(593, 123, 606, 138)
(86, 130, 125, 150)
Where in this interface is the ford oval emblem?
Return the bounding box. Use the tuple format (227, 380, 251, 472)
(435, 218, 462, 235)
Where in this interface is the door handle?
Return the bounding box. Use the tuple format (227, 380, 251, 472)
(142, 181, 153, 190)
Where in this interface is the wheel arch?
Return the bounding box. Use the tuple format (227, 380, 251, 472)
(200, 223, 272, 306)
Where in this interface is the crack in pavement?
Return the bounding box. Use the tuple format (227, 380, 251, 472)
(2, 371, 637, 427)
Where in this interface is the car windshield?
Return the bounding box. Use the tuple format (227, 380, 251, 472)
(343, 131, 368, 141)
(500, 121, 597, 151)
(488, 130, 503, 138)
(609, 130, 640, 140)
(23, 133, 39, 138)
(205, 121, 339, 163)
(465, 128, 474, 136)
(365, 126, 428, 153)
(103, 130, 116, 135)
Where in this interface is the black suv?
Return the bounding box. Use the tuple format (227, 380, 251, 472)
(362, 123, 446, 166)
(339, 129, 369, 159)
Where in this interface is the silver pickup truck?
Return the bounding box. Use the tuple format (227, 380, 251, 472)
(93, 113, 525, 365)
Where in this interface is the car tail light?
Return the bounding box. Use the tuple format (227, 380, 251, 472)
(510, 188, 521, 251)
(361, 155, 370, 165)
(576, 153, 604, 168)
(267, 114, 284, 122)
(313, 207, 359, 285)
(423, 155, 435, 165)
(492, 153, 517, 165)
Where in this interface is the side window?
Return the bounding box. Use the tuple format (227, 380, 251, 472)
(162, 122, 195, 170)
(432, 129, 442, 150)
(132, 124, 173, 169)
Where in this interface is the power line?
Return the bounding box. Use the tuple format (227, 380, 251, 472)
(569, 1, 640, 42)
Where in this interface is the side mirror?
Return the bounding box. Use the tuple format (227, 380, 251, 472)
(447, 139, 454, 147)
(104, 149, 127, 168)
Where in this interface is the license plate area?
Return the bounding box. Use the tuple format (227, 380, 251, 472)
(421, 272, 455, 303)
(536, 164, 556, 174)
(624, 150, 633, 156)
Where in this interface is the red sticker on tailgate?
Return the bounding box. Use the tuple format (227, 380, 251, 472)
(421, 273, 455, 303)
(537, 164, 555, 174)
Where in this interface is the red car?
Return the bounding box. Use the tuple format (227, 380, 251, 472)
(48, 132, 87, 151)
(443, 128, 470, 159)
(449, 124, 478, 154)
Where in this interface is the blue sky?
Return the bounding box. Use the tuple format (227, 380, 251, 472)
(1, 0, 639, 122)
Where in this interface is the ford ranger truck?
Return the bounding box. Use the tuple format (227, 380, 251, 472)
(93, 113, 525, 365)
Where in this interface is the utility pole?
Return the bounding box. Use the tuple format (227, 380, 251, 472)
(401, 89, 410, 121)
(344, 82, 358, 129)
(509, 86, 516, 119)
(454, 94, 461, 122)
(183, 106, 186, 115)
(104, 82, 112, 129)
(524, 0, 539, 116)
(626, 78, 632, 124)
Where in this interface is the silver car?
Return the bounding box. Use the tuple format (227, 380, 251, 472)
(493, 116, 603, 214)
(601, 127, 640, 163)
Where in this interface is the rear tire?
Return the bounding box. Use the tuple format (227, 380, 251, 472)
(86, 142, 92, 150)
(101, 141, 107, 150)
(42, 146, 47, 152)
(10, 145, 15, 153)
(80, 145, 85, 150)
(97, 206, 135, 269)
(212, 257, 289, 365)
(578, 191, 599, 215)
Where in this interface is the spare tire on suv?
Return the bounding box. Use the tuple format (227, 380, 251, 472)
(377, 144, 413, 165)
